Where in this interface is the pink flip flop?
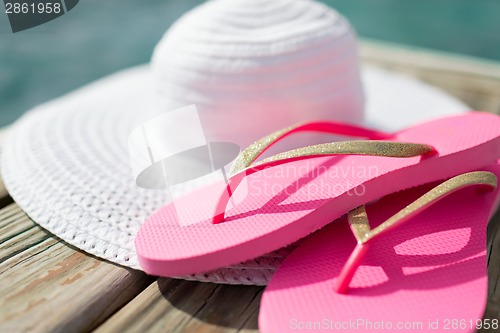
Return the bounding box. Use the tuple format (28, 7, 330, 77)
(135, 113, 500, 277)
(259, 166, 500, 333)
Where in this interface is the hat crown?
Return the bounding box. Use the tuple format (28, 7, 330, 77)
(151, 0, 364, 147)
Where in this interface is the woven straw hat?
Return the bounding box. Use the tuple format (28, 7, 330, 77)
(0, 0, 467, 285)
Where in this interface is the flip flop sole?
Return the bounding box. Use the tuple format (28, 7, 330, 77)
(259, 164, 500, 333)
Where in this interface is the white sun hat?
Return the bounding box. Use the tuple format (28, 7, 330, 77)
(0, 0, 467, 285)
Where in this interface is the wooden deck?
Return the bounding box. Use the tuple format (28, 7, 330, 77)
(1, 41, 500, 333)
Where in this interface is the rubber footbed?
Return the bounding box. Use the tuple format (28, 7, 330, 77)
(259, 164, 500, 333)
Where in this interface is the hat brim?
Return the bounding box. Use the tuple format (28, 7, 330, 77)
(0, 64, 468, 284)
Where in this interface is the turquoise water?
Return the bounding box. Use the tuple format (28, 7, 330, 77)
(1, 0, 499, 127)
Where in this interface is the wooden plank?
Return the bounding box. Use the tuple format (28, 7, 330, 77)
(0, 204, 155, 333)
(360, 39, 500, 80)
(236, 300, 261, 333)
(0, 205, 52, 266)
(95, 279, 262, 333)
(360, 39, 500, 114)
(95, 279, 218, 333)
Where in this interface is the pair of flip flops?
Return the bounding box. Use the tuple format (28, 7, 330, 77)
(135, 112, 500, 332)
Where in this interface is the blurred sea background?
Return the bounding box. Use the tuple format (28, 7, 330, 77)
(1, 0, 499, 127)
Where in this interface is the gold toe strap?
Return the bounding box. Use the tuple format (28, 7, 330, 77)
(334, 171, 497, 293)
(229, 121, 435, 177)
(215, 121, 436, 224)
(334, 171, 497, 294)
(348, 171, 497, 244)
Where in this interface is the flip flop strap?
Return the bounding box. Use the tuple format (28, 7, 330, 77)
(229, 121, 433, 177)
(213, 121, 435, 224)
(335, 171, 498, 294)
